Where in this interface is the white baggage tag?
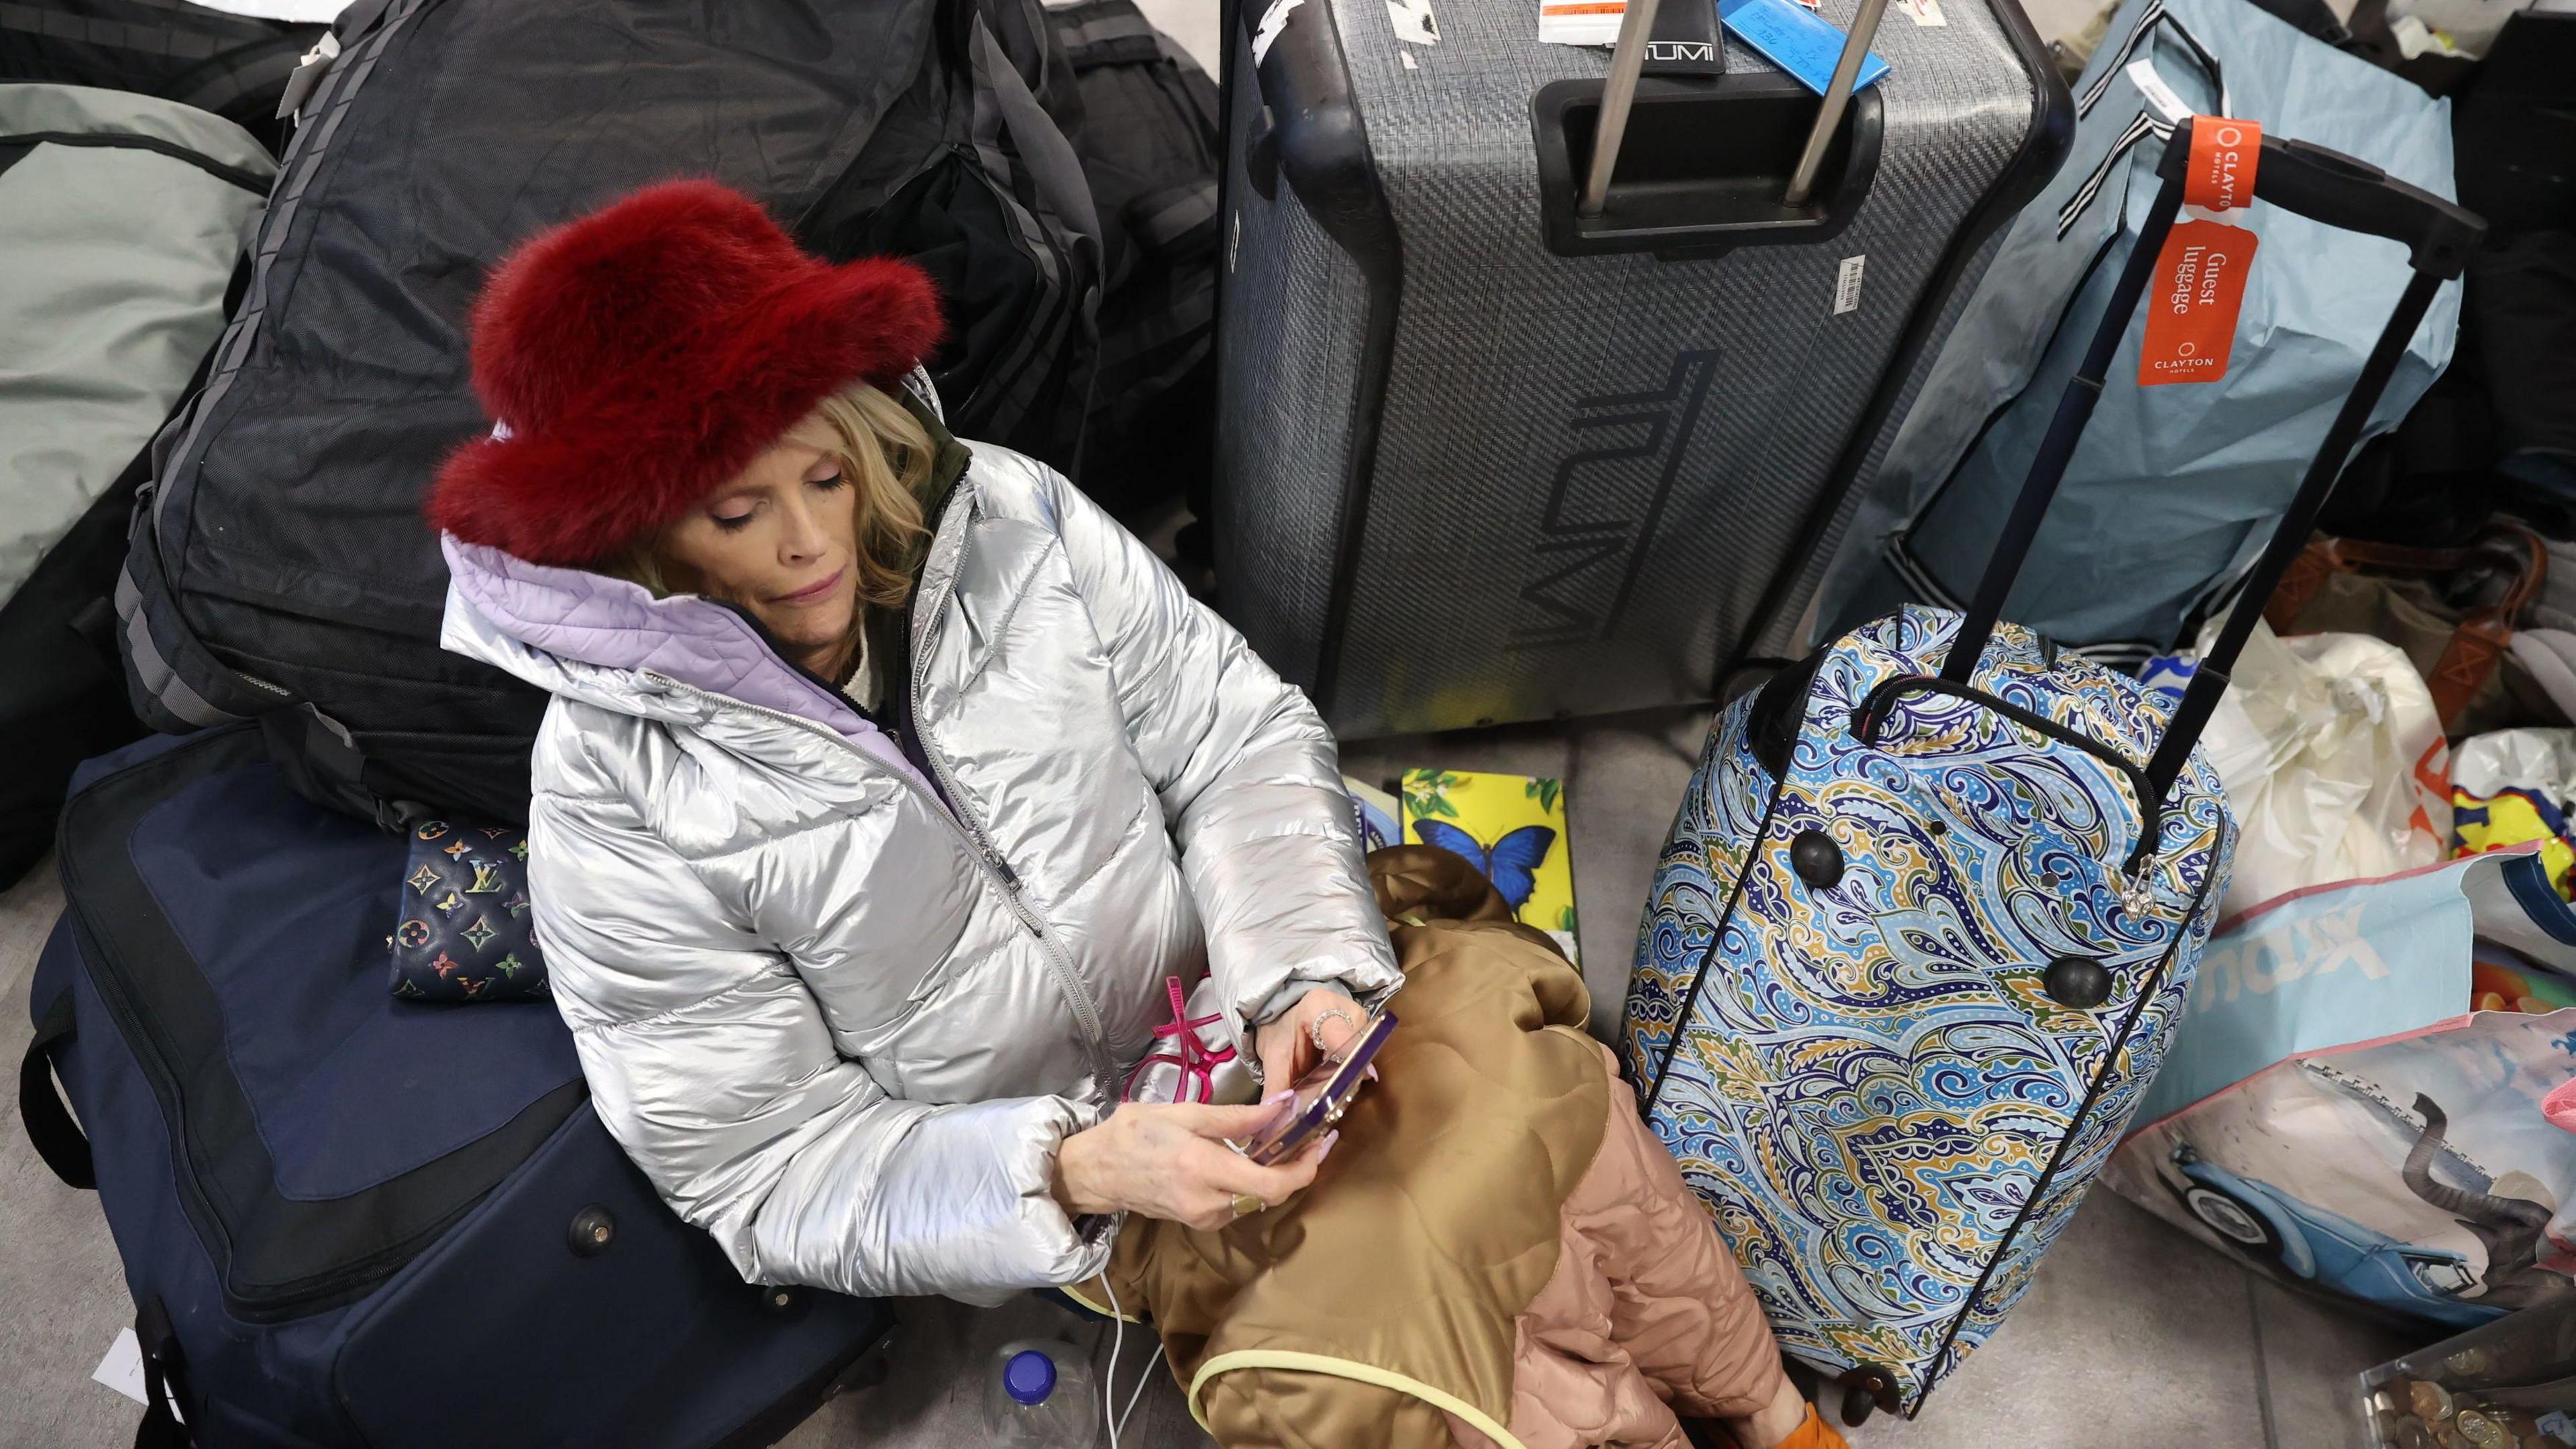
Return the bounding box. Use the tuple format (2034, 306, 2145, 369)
(93, 1328, 178, 1418)
(1538, 0, 1627, 47)
(2125, 56, 2192, 127)
(1833, 255, 1868, 315)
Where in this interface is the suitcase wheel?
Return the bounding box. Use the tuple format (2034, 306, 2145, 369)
(567, 1204, 616, 1257)
(1834, 1364, 1898, 1428)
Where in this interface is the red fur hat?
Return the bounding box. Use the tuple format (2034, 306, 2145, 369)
(426, 179, 943, 566)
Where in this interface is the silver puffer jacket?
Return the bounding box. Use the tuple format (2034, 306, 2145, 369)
(437, 424, 1401, 1304)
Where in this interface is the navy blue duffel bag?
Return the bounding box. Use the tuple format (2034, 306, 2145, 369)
(18, 727, 892, 1447)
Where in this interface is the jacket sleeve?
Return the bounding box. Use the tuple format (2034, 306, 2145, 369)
(529, 750, 1111, 1305)
(1036, 466, 1402, 1044)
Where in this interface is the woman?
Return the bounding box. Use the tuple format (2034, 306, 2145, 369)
(430, 180, 1840, 1449)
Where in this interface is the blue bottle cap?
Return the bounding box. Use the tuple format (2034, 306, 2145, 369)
(1004, 1349, 1057, 1407)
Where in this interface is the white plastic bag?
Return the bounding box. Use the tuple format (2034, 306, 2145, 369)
(2197, 621, 2452, 916)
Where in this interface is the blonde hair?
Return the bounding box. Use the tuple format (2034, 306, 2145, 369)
(606, 380, 936, 621)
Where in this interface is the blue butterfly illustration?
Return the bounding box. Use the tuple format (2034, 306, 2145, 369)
(1413, 820, 1558, 912)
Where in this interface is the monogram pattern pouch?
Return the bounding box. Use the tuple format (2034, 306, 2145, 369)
(389, 820, 547, 1003)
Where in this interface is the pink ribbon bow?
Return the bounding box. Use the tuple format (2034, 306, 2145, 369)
(1124, 975, 1236, 1104)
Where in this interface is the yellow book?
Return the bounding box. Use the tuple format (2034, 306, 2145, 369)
(1399, 767, 1578, 963)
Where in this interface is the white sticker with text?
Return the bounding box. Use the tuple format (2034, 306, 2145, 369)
(1833, 255, 1868, 315)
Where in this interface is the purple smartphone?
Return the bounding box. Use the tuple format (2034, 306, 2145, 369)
(1232, 1008, 1398, 1166)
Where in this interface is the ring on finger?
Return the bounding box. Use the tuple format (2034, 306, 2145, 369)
(1230, 1191, 1266, 1220)
(1309, 1006, 1362, 1053)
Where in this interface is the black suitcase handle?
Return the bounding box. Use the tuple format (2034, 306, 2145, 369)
(2240, 131, 2482, 274)
(1937, 115, 2485, 811)
(19, 991, 95, 1191)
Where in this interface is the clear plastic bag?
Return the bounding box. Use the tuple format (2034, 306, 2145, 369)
(2197, 620, 2453, 915)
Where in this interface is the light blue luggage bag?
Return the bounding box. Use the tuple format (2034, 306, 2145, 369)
(1811, 0, 2460, 665)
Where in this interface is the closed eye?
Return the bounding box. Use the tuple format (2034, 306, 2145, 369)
(807, 471, 846, 492)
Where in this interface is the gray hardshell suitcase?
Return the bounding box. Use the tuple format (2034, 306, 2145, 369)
(1212, 0, 2072, 737)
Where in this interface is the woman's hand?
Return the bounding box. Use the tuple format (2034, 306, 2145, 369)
(1052, 1102, 1334, 1230)
(1254, 988, 1368, 1089)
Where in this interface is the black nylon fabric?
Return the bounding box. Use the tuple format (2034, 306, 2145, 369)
(1047, 0, 1221, 515)
(2315, 10, 2574, 545)
(0, 464, 149, 888)
(0, 0, 319, 154)
(56, 727, 588, 1320)
(135, 0, 1102, 825)
(804, 0, 1100, 472)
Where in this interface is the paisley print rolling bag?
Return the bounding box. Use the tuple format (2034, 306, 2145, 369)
(1624, 121, 2485, 1419)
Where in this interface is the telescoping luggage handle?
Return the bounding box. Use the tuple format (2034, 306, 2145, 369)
(1578, 0, 1890, 217)
(1935, 116, 2484, 812)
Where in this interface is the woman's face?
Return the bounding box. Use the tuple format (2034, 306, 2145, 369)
(655, 415, 859, 674)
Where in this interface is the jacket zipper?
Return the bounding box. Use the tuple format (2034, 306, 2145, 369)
(897, 649, 1114, 1073)
(639, 672, 1117, 1101)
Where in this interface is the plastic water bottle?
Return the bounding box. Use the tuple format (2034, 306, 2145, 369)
(983, 1338, 1099, 1447)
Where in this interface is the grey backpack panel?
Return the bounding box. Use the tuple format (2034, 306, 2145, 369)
(0, 83, 269, 885)
(1046, 0, 1222, 513)
(0, 83, 270, 605)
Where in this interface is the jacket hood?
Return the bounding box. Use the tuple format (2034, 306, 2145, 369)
(439, 533, 926, 786)
(439, 380, 973, 790)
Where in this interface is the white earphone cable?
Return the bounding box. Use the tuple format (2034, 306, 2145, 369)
(1097, 1273, 1165, 1448)
(1118, 1344, 1165, 1438)
(1102, 1275, 1126, 1449)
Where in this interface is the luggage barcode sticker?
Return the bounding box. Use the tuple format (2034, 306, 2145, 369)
(1833, 255, 1866, 315)
(1539, 0, 1628, 46)
(2124, 57, 2188, 125)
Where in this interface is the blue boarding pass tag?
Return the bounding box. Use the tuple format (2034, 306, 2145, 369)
(1717, 0, 1892, 97)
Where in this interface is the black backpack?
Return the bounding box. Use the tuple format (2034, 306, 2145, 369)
(119, 0, 1108, 826)
(1044, 0, 1224, 514)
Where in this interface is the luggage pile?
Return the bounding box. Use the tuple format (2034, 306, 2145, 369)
(1616, 0, 2573, 1419)
(5, 0, 2568, 1438)
(1627, 101, 2484, 1418)
(1206, 0, 2068, 738)
(10, 1, 1222, 1442)
(2086, 5, 2576, 1345)
(112, 0, 1218, 829)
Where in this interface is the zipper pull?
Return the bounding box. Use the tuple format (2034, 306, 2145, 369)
(987, 847, 1020, 890)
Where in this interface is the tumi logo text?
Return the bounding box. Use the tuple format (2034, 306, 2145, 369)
(1647, 39, 1717, 60)
(1511, 350, 1720, 649)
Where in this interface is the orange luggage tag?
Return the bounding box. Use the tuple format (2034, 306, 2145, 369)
(2139, 117, 2261, 388)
